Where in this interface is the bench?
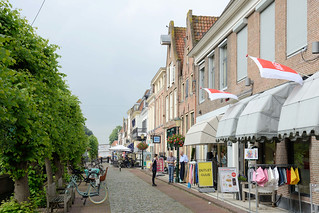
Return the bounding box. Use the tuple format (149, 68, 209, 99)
(46, 182, 72, 213)
(57, 178, 75, 204)
(241, 182, 276, 207)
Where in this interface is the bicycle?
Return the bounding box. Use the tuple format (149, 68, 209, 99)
(69, 167, 108, 205)
(69, 166, 86, 186)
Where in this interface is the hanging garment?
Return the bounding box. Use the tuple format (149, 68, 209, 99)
(278, 167, 286, 186)
(256, 167, 267, 186)
(273, 167, 279, 188)
(195, 163, 198, 184)
(268, 167, 275, 187)
(286, 168, 291, 185)
(291, 168, 300, 185)
(262, 168, 269, 187)
(295, 168, 300, 184)
(282, 168, 287, 184)
(290, 167, 297, 185)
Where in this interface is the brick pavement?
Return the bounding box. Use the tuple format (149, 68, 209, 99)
(131, 169, 239, 213)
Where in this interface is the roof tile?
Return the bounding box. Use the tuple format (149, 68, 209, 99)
(174, 27, 187, 63)
(192, 15, 218, 41)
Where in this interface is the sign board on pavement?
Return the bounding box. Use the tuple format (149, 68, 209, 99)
(198, 162, 213, 187)
(218, 167, 239, 193)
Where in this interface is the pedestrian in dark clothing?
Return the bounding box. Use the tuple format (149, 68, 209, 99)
(150, 154, 158, 186)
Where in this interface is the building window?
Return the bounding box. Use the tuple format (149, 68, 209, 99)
(185, 79, 189, 99)
(190, 112, 194, 127)
(287, 0, 307, 56)
(181, 83, 184, 102)
(181, 116, 184, 135)
(209, 54, 215, 89)
(170, 63, 175, 86)
(185, 114, 189, 133)
(190, 74, 193, 95)
(260, 1, 275, 61)
(166, 96, 169, 122)
(166, 67, 170, 89)
(199, 65, 205, 103)
(142, 119, 147, 131)
(288, 139, 310, 196)
(169, 92, 173, 120)
(219, 42, 227, 90)
(174, 89, 177, 118)
(237, 26, 247, 81)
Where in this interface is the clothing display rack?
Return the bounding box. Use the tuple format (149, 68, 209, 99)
(247, 164, 300, 213)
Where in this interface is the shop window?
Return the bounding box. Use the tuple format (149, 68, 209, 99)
(288, 139, 310, 196)
(258, 142, 276, 165)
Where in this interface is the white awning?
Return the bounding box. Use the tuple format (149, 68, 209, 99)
(184, 115, 222, 146)
(278, 72, 319, 139)
(235, 82, 297, 142)
(216, 95, 258, 142)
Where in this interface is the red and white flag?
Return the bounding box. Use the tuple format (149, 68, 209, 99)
(248, 56, 303, 85)
(203, 88, 238, 101)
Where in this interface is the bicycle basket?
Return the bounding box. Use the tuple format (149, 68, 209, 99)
(100, 167, 108, 182)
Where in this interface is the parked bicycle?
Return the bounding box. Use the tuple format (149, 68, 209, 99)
(69, 167, 108, 205)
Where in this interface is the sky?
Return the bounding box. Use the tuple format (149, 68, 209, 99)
(10, 0, 230, 144)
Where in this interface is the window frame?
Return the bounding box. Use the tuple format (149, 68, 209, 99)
(219, 40, 228, 90)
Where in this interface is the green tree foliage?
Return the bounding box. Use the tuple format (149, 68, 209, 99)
(84, 126, 93, 136)
(109, 125, 122, 145)
(88, 135, 99, 160)
(0, 1, 88, 204)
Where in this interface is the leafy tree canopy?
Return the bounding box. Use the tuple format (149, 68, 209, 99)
(88, 135, 99, 160)
(109, 125, 122, 145)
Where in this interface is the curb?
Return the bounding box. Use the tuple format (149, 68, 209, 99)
(141, 169, 247, 213)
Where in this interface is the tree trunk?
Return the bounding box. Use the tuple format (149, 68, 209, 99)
(45, 157, 53, 185)
(53, 154, 64, 182)
(14, 162, 30, 203)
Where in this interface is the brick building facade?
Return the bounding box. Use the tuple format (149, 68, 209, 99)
(189, 0, 319, 211)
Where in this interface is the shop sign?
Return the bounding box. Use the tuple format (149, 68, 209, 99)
(218, 167, 239, 193)
(157, 157, 164, 172)
(244, 148, 258, 160)
(198, 162, 213, 187)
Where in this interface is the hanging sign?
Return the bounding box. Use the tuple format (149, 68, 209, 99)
(244, 148, 258, 160)
(157, 157, 164, 172)
(197, 162, 213, 187)
(218, 167, 239, 193)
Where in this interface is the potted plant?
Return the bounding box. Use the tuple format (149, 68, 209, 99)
(167, 134, 185, 150)
(137, 142, 148, 150)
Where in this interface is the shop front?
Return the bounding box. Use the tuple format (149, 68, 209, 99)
(276, 72, 319, 212)
(184, 107, 228, 188)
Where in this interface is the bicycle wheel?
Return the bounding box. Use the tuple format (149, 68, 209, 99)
(75, 174, 83, 186)
(88, 183, 108, 204)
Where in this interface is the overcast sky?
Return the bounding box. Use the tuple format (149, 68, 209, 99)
(10, 0, 229, 144)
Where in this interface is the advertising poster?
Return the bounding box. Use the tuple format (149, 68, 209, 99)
(146, 161, 151, 169)
(197, 162, 213, 187)
(157, 157, 164, 172)
(218, 167, 239, 193)
(244, 148, 258, 160)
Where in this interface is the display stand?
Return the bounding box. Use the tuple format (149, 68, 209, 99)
(217, 167, 241, 202)
(310, 183, 319, 213)
(248, 164, 299, 213)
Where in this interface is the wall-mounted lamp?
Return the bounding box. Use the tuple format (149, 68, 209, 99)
(245, 77, 254, 87)
(312, 41, 319, 54)
(198, 110, 202, 115)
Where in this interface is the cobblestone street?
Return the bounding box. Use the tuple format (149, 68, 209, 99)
(107, 166, 192, 213)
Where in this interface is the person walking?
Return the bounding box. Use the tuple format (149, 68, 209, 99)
(150, 154, 158, 186)
(167, 152, 176, 184)
(180, 151, 188, 182)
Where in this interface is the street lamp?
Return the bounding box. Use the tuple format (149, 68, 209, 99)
(141, 134, 145, 170)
